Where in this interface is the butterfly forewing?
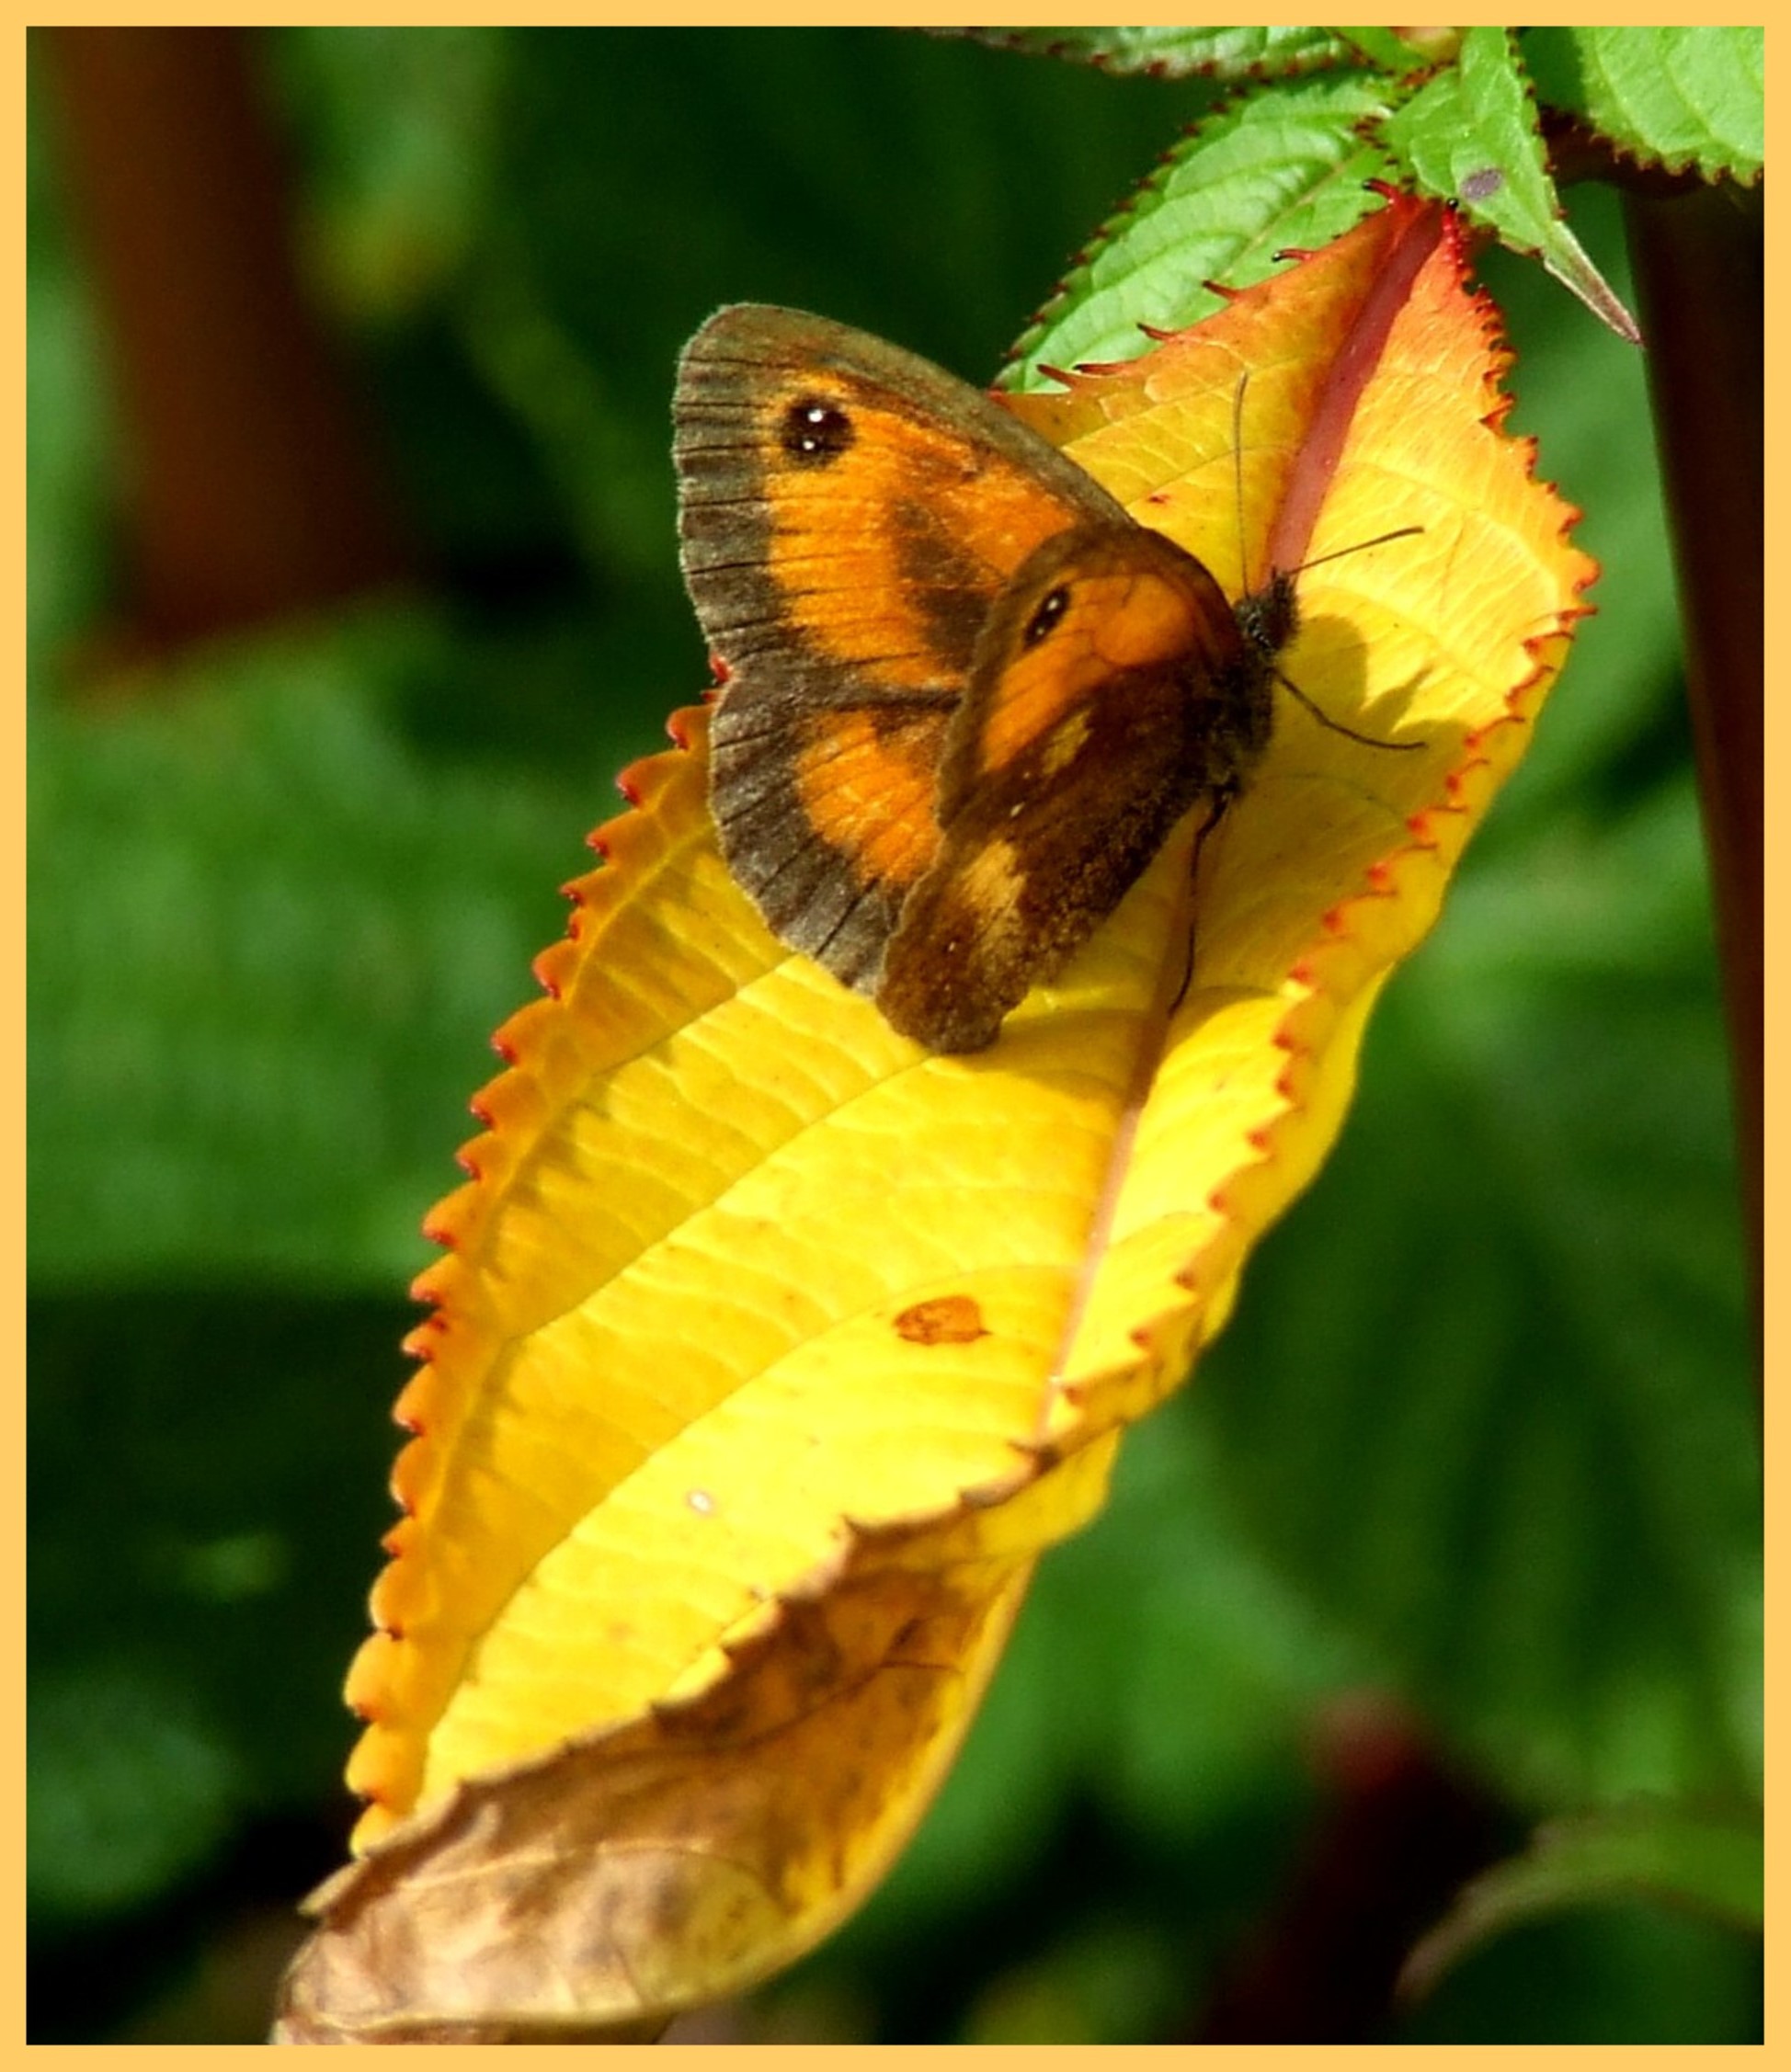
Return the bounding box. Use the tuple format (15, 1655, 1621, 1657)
(675, 306, 1124, 991)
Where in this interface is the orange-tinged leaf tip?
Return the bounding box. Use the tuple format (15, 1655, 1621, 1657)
(409, 1247, 453, 1293)
(489, 996, 543, 1062)
(387, 1434, 428, 1500)
(389, 1367, 430, 1417)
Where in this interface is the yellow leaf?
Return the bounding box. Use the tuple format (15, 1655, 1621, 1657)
(276, 193, 1593, 2042)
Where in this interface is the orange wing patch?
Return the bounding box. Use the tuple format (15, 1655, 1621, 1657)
(757, 383, 1082, 693)
(939, 526, 1252, 813)
(973, 565, 1223, 779)
(792, 707, 944, 902)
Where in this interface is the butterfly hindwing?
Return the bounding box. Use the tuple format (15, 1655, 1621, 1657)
(876, 524, 1276, 1052)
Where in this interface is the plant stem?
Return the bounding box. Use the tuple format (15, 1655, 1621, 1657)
(1624, 182, 1762, 1354)
(40, 28, 414, 665)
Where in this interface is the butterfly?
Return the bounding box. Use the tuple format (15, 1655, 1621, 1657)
(673, 304, 1408, 1053)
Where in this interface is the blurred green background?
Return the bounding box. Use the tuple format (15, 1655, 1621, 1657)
(29, 27, 1758, 2044)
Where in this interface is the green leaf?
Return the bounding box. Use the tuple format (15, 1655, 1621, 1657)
(1523, 26, 1763, 187)
(950, 25, 1370, 79)
(1003, 73, 1397, 384)
(27, 609, 636, 1290)
(29, 1663, 243, 1919)
(27, 65, 116, 673)
(1335, 26, 1456, 73)
(29, 1286, 416, 1881)
(1398, 1901, 1759, 2044)
(1383, 27, 1639, 341)
(267, 26, 509, 324)
(1401, 1802, 1762, 2000)
(438, 27, 1204, 521)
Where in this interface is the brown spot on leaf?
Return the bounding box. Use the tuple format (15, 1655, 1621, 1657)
(893, 1294, 987, 1346)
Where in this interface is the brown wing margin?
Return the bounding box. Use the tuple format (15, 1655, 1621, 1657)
(711, 689, 953, 993)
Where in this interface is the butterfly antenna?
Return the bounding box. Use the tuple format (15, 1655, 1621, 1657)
(1273, 666, 1423, 752)
(1231, 372, 1251, 592)
(1284, 523, 1425, 580)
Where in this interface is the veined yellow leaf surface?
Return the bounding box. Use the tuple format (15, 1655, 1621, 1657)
(277, 195, 1593, 2042)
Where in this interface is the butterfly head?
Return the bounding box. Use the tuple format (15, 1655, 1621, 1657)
(1236, 566, 1300, 665)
